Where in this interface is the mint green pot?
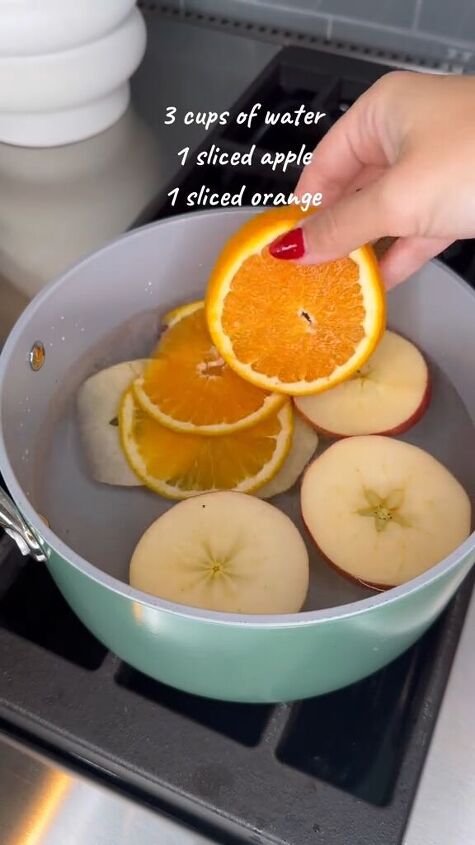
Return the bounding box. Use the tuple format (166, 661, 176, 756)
(45, 547, 472, 702)
(0, 209, 474, 703)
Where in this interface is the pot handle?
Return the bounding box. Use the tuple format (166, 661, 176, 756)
(0, 487, 47, 563)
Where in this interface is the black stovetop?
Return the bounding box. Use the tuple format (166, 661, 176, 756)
(1, 45, 474, 845)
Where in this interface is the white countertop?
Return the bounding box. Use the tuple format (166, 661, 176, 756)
(0, 13, 277, 340)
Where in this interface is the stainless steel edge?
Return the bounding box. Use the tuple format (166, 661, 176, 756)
(404, 585, 475, 845)
(0, 486, 47, 563)
(0, 732, 219, 845)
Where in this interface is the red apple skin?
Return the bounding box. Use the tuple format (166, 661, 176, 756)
(300, 454, 397, 593)
(294, 369, 431, 440)
(301, 502, 393, 593)
(379, 376, 431, 436)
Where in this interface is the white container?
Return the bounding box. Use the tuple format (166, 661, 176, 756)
(0, 0, 137, 56)
(0, 4, 147, 147)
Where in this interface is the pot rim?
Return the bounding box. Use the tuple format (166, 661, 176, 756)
(1, 208, 474, 628)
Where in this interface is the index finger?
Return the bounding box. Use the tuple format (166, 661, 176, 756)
(296, 86, 390, 204)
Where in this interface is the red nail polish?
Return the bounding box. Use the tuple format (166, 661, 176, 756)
(268, 227, 305, 260)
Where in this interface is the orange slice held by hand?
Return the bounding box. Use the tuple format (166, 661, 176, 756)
(206, 206, 386, 396)
(133, 302, 284, 435)
(119, 389, 293, 499)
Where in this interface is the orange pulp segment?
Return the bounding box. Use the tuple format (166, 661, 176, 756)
(206, 206, 385, 396)
(120, 389, 293, 499)
(133, 303, 285, 435)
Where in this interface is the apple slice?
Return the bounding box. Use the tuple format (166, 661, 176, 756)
(301, 436, 471, 589)
(77, 360, 146, 486)
(256, 415, 318, 499)
(130, 491, 309, 613)
(294, 330, 430, 437)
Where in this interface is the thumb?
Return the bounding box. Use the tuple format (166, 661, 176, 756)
(269, 181, 392, 263)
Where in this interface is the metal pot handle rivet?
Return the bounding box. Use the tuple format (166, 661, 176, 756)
(29, 341, 45, 371)
(0, 487, 48, 563)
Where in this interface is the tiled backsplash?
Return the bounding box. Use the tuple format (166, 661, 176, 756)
(159, 0, 475, 70)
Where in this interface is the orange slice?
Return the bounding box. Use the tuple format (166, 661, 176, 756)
(119, 389, 293, 499)
(160, 300, 203, 330)
(133, 302, 284, 435)
(206, 206, 386, 396)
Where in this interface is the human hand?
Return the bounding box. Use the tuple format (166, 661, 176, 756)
(269, 71, 475, 288)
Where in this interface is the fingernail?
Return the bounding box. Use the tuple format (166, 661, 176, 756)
(268, 227, 305, 260)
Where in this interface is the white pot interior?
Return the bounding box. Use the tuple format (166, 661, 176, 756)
(1, 209, 474, 613)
